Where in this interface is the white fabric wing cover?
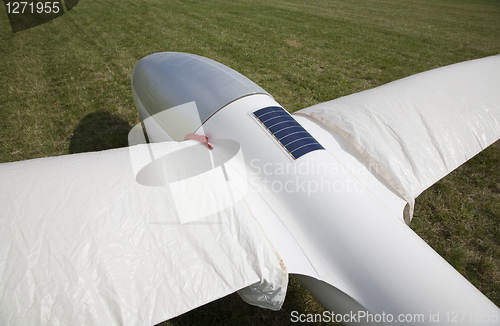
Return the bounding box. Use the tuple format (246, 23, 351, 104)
(0, 143, 287, 325)
(298, 55, 500, 214)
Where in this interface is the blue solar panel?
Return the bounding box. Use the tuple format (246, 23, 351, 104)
(253, 106, 324, 160)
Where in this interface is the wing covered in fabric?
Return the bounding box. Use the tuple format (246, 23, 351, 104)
(0, 141, 286, 325)
(297, 55, 500, 219)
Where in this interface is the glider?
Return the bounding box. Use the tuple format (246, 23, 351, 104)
(1, 52, 500, 325)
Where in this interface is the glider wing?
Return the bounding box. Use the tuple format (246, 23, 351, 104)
(0, 141, 286, 325)
(297, 55, 500, 220)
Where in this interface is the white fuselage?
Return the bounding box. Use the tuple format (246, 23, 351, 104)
(197, 94, 498, 325)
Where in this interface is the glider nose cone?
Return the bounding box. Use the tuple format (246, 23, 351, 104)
(131, 52, 270, 127)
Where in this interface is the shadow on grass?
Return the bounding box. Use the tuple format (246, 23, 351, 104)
(69, 110, 132, 154)
(161, 276, 336, 326)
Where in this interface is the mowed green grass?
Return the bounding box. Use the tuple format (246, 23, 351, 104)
(1, 0, 499, 325)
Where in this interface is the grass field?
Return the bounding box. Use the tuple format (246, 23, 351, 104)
(1, 0, 500, 325)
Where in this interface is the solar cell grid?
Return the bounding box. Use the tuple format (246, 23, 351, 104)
(253, 106, 324, 160)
